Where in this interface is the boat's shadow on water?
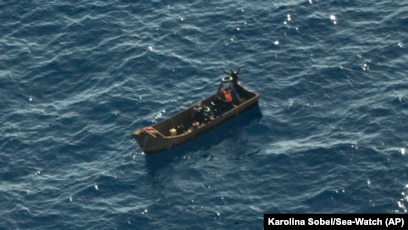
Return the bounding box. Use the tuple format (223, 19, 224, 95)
(144, 104, 263, 171)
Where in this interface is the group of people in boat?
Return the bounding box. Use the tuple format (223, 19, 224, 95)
(192, 68, 243, 126)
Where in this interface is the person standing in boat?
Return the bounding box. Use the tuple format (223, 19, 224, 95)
(223, 68, 245, 96)
(216, 77, 240, 114)
(217, 82, 234, 104)
(219, 69, 241, 105)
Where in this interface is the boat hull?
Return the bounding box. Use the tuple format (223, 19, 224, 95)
(132, 85, 259, 154)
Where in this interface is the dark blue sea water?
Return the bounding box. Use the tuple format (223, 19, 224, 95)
(1, 0, 407, 229)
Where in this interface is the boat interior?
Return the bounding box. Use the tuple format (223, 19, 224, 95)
(151, 86, 257, 138)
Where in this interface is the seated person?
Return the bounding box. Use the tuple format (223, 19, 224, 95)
(216, 81, 240, 113)
(217, 81, 240, 105)
(192, 104, 213, 125)
(192, 105, 206, 124)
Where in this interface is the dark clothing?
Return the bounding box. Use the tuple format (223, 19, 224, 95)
(226, 68, 244, 100)
(193, 106, 206, 123)
(231, 71, 239, 85)
(230, 87, 240, 104)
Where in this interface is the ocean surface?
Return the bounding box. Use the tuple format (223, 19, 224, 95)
(1, 0, 407, 229)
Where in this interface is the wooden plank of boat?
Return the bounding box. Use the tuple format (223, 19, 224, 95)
(132, 70, 260, 154)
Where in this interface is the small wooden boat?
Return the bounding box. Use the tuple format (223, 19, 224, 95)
(132, 69, 260, 154)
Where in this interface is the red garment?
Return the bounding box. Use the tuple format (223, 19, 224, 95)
(223, 90, 233, 103)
